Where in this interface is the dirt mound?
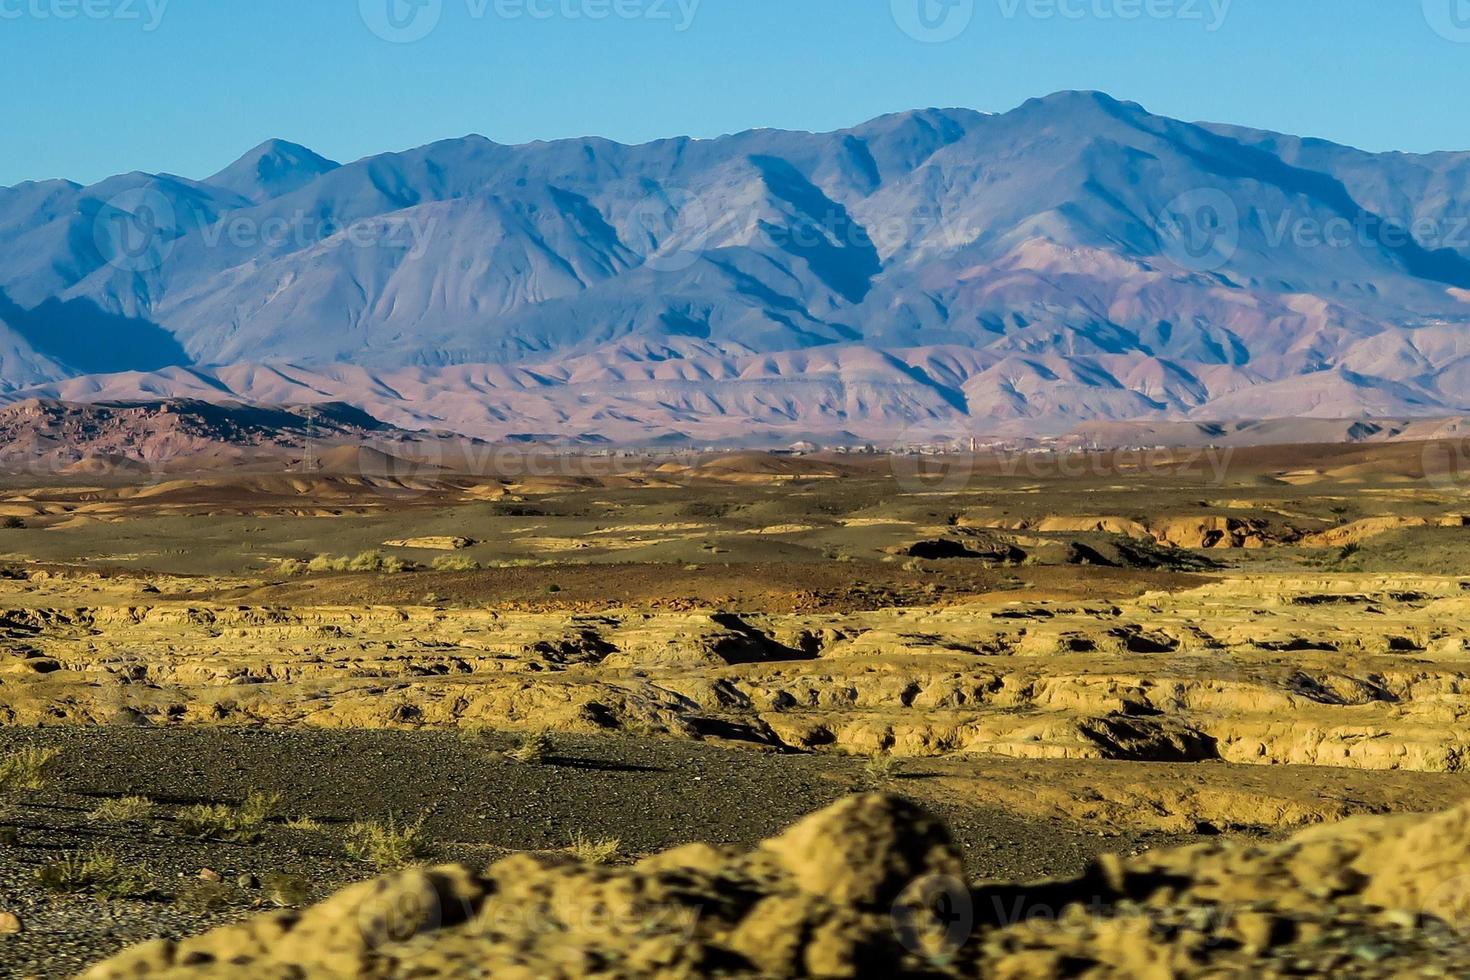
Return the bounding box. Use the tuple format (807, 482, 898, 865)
(382, 536, 475, 551)
(691, 453, 846, 482)
(84, 794, 1470, 979)
(1301, 516, 1443, 548)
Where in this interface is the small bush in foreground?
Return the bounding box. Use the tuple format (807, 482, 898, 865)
(178, 791, 280, 843)
(567, 832, 621, 866)
(303, 551, 413, 575)
(36, 849, 152, 899)
(262, 871, 311, 907)
(2, 517, 24, 530)
(346, 815, 430, 872)
(509, 730, 552, 764)
(430, 555, 480, 572)
(174, 879, 236, 913)
(861, 752, 899, 788)
(284, 815, 323, 831)
(0, 746, 59, 791)
(89, 796, 155, 824)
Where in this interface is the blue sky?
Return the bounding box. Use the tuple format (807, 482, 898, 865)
(3, 0, 1468, 186)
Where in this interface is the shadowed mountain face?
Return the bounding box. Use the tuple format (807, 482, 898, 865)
(3, 91, 1470, 441)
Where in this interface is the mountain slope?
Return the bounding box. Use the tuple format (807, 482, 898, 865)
(3, 92, 1470, 439)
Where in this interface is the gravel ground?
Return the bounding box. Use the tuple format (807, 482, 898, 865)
(0, 727, 1198, 978)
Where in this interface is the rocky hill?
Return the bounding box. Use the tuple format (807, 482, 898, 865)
(82, 793, 1470, 979)
(0, 399, 387, 471)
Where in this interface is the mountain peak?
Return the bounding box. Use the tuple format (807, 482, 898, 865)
(206, 139, 340, 203)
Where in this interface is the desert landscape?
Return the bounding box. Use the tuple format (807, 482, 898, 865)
(8, 1, 1470, 974)
(0, 434, 1467, 976)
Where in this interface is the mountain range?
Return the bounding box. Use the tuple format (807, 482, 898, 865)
(4, 90, 1470, 444)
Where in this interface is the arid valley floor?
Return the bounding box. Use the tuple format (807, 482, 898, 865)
(4, 441, 1470, 976)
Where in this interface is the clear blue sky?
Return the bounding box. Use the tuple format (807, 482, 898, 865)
(3, 0, 1468, 187)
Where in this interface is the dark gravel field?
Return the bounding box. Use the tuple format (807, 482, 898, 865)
(0, 727, 1196, 978)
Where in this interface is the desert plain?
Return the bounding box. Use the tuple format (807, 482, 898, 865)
(3, 438, 1470, 976)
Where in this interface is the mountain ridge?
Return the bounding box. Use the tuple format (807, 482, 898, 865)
(3, 91, 1470, 443)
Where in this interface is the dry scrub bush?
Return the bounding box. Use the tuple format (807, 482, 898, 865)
(509, 730, 553, 764)
(36, 849, 152, 899)
(430, 555, 480, 572)
(0, 746, 59, 791)
(567, 832, 621, 865)
(178, 791, 280, 843)
(304, 552, 414, 575)
(345, 815, 430, 872)
(174, 880, 235, 913)
(861, 752, 899, 788)
(262, 871, 311, 907)
(89, 796, 155, 824)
